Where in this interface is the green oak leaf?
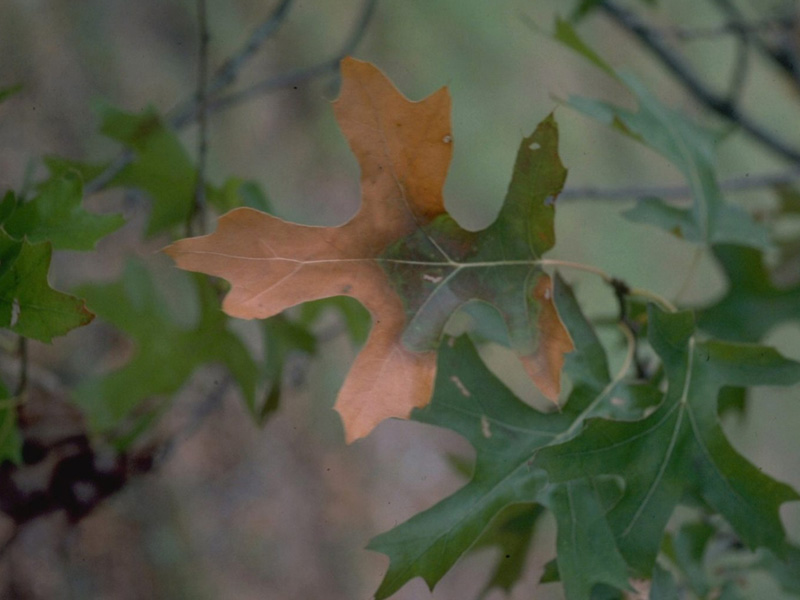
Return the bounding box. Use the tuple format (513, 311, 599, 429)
(381, 114, 572, 400)
(367, 334, 558, 599)
(97, 103, 196, 236)
(698, 244, 800, 342)
(0, 231, 93, 342)
(4, 172, 124, 250)
(74, 261, 258, 432)
(544, 478, 631, 600)
(537, 305, 800, 575)
(368, 276, 657, 600)
(554, 20, 769, 249)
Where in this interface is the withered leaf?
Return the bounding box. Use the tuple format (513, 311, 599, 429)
(165, 58, 572, 442)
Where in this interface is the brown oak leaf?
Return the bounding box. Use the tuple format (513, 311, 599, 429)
(165, 57, 572, 442)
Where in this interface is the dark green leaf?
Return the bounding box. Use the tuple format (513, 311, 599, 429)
(0, 231, 93, 341)
(545, 478, 631, 600)
(698, 245, 800, 342)
(74, 261, 258, 432)
(368, 276, 651, 599)
(537, 305, 800, 575)
(4, 173, 124, 250)
(367, 335, 558, 599)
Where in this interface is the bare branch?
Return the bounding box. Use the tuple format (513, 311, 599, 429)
(559, 166, 800, 201)
(665, 15, 794, 41)
(598, 0, 800, 164)
(169, 0, 294, 129)
(207, 0, 378, 115)
(708, 0, 800, 93)
(86, 0, 380, 198)
(188, 0, 211, 237)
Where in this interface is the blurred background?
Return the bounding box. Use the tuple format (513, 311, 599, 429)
(1, 0, 799, 598)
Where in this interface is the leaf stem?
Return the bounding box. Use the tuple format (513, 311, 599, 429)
(536, 258, 613, 282)
(627, 287, 678, 313)
(537, 258, 678, 312)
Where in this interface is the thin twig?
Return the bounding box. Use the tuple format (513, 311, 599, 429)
(665, 15, 794, 41)
(709, 0, 751, 104)
(14, 337, 26, 397)
(169, 0, 294, 129)
(207, 0, 378, 114)
(598, 0, 800, 164)
(188, 0, 211, 237)
(152, 376, 233, 468)
(85, 0, 378, 198)
(559, 166, 800, 201)
(709, 0, 799, 95)
(85, 2, 295, 196)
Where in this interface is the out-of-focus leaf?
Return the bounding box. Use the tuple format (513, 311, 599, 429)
(0, 231, 93, 342)
(554, 16, 616, 76)
(670, 521, 715, 596)
(299, 296, 371, 346)
(757, 545, 800, 595)
(537, 305, 800, 575)
(472, 503, 544, 597)
(74, 261, 258, 432)
(97, 103, 196, 236)
(0, 379, 22, 465)
(649, 563, 679, 600)
(554, 21, 769, 249)
(255, 315, 316, 425)
(571, 0, 657, 21)
(44, 156, 109, 184)
(207, 178, 273, 214)
(775, 185, 800, 215)
(698, 244, 800, 342)
(4, 172, 124, 250)
(0, 84, 22, 104)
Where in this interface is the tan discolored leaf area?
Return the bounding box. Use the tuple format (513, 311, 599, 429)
(165, 57, 572, 442)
